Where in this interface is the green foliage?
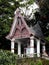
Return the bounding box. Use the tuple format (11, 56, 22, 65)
(45, 36, 49, 41)
(27, 0, 34, 5)
(38, 0, 49, 16)
(0, 0, 49, 38)
(30, 61, 35, 65)
(36, 60, 42, 65)
(0, 0, 20, 36)
(0, 51, 49, 65)
(37, 0, 49, 37)
(42, 59, 49, 65)
(20, 0, 34, 7)
(0, 0, 35, 37)
(16, 58, 49, 65)
(0, 50, 17, 65)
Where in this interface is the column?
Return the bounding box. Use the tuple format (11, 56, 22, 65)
(42, 44, 46, 53)
(11, 39, 15, 53)
(18, 42, 21, 56)
(37, 39, 40, 57)
(30, 36, 34, 57)
(42, 44, 48, 56)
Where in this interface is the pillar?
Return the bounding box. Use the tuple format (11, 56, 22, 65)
(11, 38, 15, 53)
(42, 44, 46, 53)
(30, 36, 34, 57)
(37, 39, 40, 57)
(18, 42, 21, 56)
(42, 44, 48, 56)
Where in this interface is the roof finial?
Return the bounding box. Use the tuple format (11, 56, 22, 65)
(14, 8, 20, 15)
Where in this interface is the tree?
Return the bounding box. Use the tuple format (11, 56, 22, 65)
(0, 0, 20, 37)
(36, 0, 49, 41)
(0, 0, 20, 49)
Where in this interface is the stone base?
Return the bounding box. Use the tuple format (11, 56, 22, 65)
(26, 54, 34, 57)
(42, 52, 48, 56)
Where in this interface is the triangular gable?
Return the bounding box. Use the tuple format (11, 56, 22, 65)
(6, 9, 32, 40)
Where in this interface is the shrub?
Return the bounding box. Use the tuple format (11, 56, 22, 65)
(0, 50, 17, 65)
(30, 61, 35, 65)
(42, 58, 49, 65)
(0, 50, 49, 65)
(36, 60, 43, 65)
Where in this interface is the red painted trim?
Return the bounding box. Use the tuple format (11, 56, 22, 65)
(6, 11, 33, 40)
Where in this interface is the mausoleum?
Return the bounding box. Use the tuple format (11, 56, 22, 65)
(6, 8, 48, 57)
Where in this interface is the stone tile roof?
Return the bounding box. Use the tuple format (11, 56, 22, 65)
(30, 22, 44, 39)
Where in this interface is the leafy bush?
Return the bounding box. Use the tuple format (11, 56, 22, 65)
(0, 50, 17, 65)
(0, 50, 49, 65)
(36, 60, 42, 65)
(42, 59, 49, 65)
(30, 61, 35, 65)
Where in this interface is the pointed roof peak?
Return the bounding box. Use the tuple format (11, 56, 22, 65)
(6, 9, 32, 40)
(14, 8, 20, 15)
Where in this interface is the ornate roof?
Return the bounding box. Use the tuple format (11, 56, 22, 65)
(6, 8, 32, 40)
(6, 8, 44, 40)
(30, 22, 44, 39)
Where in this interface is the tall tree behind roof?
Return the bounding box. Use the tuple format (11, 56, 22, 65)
(0, 0, 20, 36)
(36, 0, 49, 41)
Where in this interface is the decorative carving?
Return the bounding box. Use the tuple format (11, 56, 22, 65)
(13, 17, 30, 39)
(6, 9, 32, 40)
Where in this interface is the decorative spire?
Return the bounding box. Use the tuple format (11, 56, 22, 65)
(14, 8, 20, 15)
